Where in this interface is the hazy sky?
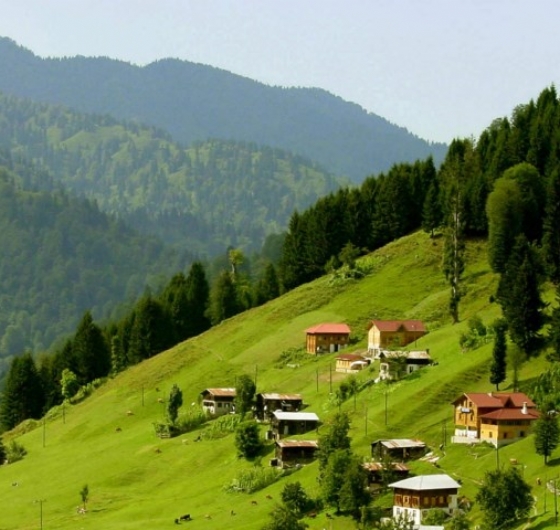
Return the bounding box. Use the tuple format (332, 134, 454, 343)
(0, 0, 558, 143)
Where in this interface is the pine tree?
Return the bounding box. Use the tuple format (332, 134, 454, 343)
(184, 261, 210, 337)
(489, 319, 507, 390)
(254, 262, 280, 306)
(421, 179, 442, 237)
(73, 311, 110, 383)
(534, 410, 560, 465)
(497, 235, 546, 357)
(0, 353, 44, 431)
(542, 168, 560, 284)
(167, 384, 183, 425)
(208, 271, 241, 325)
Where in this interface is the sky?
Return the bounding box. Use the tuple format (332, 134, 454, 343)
(0, 0, 558, 144)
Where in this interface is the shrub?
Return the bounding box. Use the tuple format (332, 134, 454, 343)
(223, 466, 289, 493)
(6, 439, 27, 463)
(235, 421, 263, 458)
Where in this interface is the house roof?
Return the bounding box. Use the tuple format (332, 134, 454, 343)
(336, 354, 367, 362)
(362, 462, 410, 472)
(376, 350, 431, 361)
(272, 411, 319, 422)
(389, 474, 461, 491)
(480, 408, 540, 421)
(371, 438, 426, 449)
(200, 388, 236, 397)
(258, 393, 302, 401)
(370, 319, 426, 333)
(455, 392, 536, 409)
(306, 323, 351, 335)
(276, 440, 319, 449)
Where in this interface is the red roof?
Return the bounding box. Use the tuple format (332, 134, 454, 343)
(306, 323, 351, 335)
(370, 320, 426, 332)
(480, 408, 539, 421)
(458, 392, 536, 409)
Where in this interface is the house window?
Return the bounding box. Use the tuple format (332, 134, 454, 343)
(520, 431, 525, 437)
(423, 497, 430, 506)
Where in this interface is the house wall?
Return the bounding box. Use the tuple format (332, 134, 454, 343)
(306, 333, 349, 354)
(392, 489, 458, 525)
(480, 419, 533, 446)
(453, 397, 479, 430)
(368, 327, 426, 351)
(202, 399, 233, 417)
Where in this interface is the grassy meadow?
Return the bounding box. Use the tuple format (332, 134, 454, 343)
(1, 230, 558, 530)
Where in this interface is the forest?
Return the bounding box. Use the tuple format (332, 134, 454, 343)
(2, 85, 560, 436)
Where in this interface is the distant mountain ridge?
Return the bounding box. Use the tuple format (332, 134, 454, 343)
(0, 37, 447, 181)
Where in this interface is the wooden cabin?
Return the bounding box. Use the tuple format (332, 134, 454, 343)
(271, 411, 320, 439)
(274, 440, 319, 468)
(368, 320, 427, 353)
(305, 323, 351, 354)
(200, 388, 236, 417)
(256, 392, 303, 421)
(336, 353, 370, 373)
(371, 438, 427, 461)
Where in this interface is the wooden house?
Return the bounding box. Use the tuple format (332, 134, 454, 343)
(256, 392, 303, 421)
(305, 323, 351, 354)
(388, 474, 461, 526)
(371, 438, 427, 461)
(367, 320, 427, 353)
(452, 392, 539, 447)
(374, 349, 432, 381)
(271, 411, 320, 439)
(274, 440, 319, 468)
(362, 461, 410, 484)
(200, 388, 236, 417)
(335, 353, 370, 373)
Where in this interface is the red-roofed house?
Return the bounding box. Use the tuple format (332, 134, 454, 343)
(452, 392, 539, 447)
(305, 323, 351, 354)
(367, 320, 427, 353)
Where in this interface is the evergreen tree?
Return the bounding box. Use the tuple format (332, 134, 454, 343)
(542, 168, 560, 284)
(489, 319, 507, 390)
(110, 334, 127, 375)
(254, 262, 280, 306)
(234, 420, 262, 458)
(421, 178, 442, 237)
(442, 224, 465, 324)
(318, 412, 351, 471)
(261, 505, 308, 530)
(72, 310, 110, 383)
(534, 409, 560, 465)
(235, 374, 256, 419)
(208, 271, 241, 325)
(167, 384, 183, 425)
(0, 353, 44, 431)
(549, 286, 560, 362)
(338, 456, 371, 516)
(184, 261, 211, 337)
(497, 235, 546, 357)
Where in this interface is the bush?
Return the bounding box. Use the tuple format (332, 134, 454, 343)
(235, 421, 263, 458)
(6, 439, 27, 463)
(224, 466, 290, 493)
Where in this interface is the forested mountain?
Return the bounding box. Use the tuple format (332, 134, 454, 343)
(0, 156, 190, 365)
(0, 37, 447, 181)
(0, 92, 341, 254)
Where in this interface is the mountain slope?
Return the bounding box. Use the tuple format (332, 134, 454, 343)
(4, 231, 553, 530)
(0, 160, 189, 362)
(0, 91, 342, 253)
(0, 37, 447, 181)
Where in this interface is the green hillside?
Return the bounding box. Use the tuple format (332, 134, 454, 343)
(0, 231, 556, 529)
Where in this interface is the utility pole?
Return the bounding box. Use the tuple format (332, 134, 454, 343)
(42, 418, 46, 448)
(316, 369, 319, 393)
(384, 388, 388, 426)
(365, 406, 368, 437)
(34, 499, 45, 530)
(329, 364, 332, 393)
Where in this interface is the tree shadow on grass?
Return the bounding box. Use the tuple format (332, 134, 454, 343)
(544, 456, 560, 467)
(527, 515, 557, 529)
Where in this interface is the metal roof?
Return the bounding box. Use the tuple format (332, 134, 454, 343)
(276, 440, 319, 448)
(389, 474, 461, 491)
(272, 411, 319, 422)
(259, 393, 303, 401)
(200, 388, 236, 397)
(371, 438, 426, 449)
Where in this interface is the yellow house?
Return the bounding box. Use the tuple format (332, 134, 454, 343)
(367, 320, 427, 353)
(452, 392, 538, 447)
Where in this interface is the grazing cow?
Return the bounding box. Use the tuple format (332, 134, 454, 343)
(179, 514, 191, 521)
(265, 494, 273, 500)
(230, 510, 236, 516)
(251, 500, 258, 505)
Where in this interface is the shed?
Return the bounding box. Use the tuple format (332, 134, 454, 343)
(336, 353, 370, 373)
(200, 388, 236, 417)
(274, 440, 319, 468)
(256, 392, 303, 421)
(271, 411, 320, 439)
(371, 438, 427, 461)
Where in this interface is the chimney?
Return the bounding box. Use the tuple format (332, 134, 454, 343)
(522, 402, 528, 415)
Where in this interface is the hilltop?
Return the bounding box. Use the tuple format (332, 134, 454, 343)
(2, 231, 556, 529)
(0, 37, 447, 182)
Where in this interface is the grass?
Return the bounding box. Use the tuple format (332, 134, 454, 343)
(0, 230, 557, 529)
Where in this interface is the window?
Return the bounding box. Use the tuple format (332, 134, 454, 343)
(520, 431, 525, 437)
(423, 497, 430, 506)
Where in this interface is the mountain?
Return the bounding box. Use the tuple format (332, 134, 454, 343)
(0, 156, 190, 363)
(0, 231, 554, 529)
(0, 91, 342, 254)
(0, 37, 447, 182)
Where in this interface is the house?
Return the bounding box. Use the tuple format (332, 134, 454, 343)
(274, 440, 319, 468)
(336, 353, 371, 373)
(374, 350, 432, 381)
(371, 439, 427, 461)
(256, 392, 303, 421)
(270, 411, 320, 439)
(452, 392, 539, 447)
(362, 461, 410, 484)
(305, 323, 351, 354)
(368, 320, 427, 353)
(200, 388, 236, 417)
(388, 474, 461, 526)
